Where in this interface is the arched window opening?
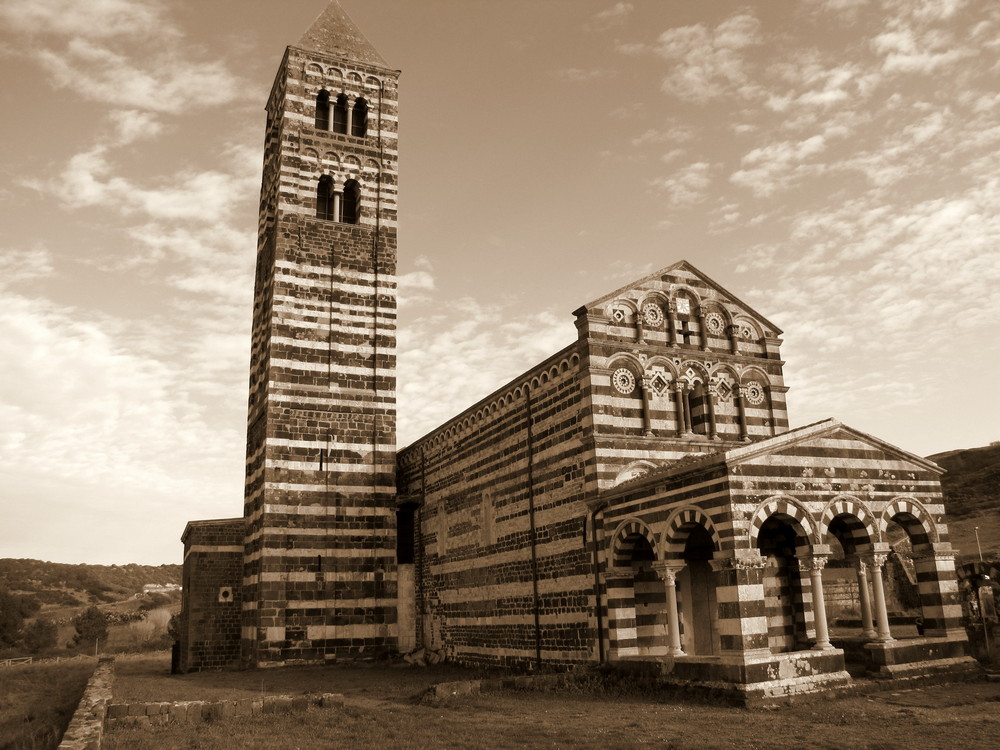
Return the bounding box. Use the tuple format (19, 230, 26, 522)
(316, 176, 335, 221)
(315, 90, 330, 130)
(352, 97, 368, 137)
(333, 93, 349, 134)
(342, 179, 361, 224)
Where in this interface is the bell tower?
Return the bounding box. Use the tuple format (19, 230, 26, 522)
(242, 1, 399, 665)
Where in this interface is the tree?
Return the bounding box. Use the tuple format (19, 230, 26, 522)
(0, 590, 39, 647)
(72, 606, 108, 648)
(21, 617, 58, 653)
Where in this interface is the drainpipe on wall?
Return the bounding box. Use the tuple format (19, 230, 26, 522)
(524, 384, 542, 670)
(589, 503, 606, 663)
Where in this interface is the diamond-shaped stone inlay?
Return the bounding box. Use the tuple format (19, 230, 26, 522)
(716, 381, 732, 400)
(650, 373, 669, 394)
(611, 308, 627, 323)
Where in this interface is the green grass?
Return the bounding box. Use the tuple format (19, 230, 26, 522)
(0, 659, 95, 750)
(102, 680, 1000, 750)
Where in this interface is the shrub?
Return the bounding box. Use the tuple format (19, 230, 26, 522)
(72, 606, 108, 648)
(21, 617, 58, 653)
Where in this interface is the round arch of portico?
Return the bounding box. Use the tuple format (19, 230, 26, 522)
(609, 517, 659, 568)
(819, 495, 880, 552)
(879, 495, 940, 549)
(748, 495, 818, 553)
(660, 506, 722, 560)
(612, 460, 658, 487)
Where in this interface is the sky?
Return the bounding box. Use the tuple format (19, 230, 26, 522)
(1, 0, 998, 565)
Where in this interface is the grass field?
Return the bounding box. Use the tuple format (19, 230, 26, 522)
(104, 655, 1000, 750)
(0, 659, 94, 750)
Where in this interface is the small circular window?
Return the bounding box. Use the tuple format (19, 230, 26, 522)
(612, 368, 637, 395)
(642, 303, 664, 327)
(705, 312, 725, 335)
(743, 382, 766, 405)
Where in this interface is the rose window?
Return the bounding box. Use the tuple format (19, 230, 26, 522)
(705, 312, 725, 336)
(612, 368, 636, 395)
(743, 382, 766, 405)
(641, 303, 664, 327)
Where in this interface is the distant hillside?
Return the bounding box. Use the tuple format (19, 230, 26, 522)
(0, 559, 182, 607)
(929, 443, 1000, 517)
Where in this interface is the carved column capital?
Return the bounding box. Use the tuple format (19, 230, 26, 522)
(652, 561, 685, 583)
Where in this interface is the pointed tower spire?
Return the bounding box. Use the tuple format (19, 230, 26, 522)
(297, 1, 390, 68)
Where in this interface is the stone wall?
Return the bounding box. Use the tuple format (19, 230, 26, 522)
(57, 657, 112, 750)
(105, 693, 344, 729)
(179, 519, 244, 672)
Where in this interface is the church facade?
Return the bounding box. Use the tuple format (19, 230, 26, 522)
(179, 2, 976, 702)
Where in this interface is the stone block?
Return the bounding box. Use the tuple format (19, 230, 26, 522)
(106, 704, 128, 719)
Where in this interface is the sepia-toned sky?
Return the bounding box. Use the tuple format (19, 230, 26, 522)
(2, 0, 998, 565)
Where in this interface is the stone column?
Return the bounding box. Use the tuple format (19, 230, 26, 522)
(635, 310, 645, 344)
(727, 323, 740, 355)
(673, 382, 687, 437)
(640, 377, 654, 437)
(333, 192, 342, 223)
(666, 301, 678, 346)
(866, 553, 895, 642)
(706, 383, 719, 440)
(653, 562, 686, 656)
(345, 95, 354, 135)
(696, 306, 709, 351)
(802, 552, 832, 650)
(854, 558, 877, 639)
(734, 386, 749, 442)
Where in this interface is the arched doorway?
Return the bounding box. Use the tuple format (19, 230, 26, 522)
(608, 527, 667, 657)
(677, 524, 719, 655)
(757, 516, 810, 653)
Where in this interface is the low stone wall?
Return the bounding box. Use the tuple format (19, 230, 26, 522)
(58, 657, 114, 750)
(104, 692, 344, 729)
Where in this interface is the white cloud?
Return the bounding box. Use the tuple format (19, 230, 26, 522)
(650, 161, 713, 207)
(730, 136, 828, 197)
(398, 299, 577, 445)
(0, 247, 56, 286)
(0, 0, 169, 40)
(655, 13, 762, 102)
(36, 38, 241, 113)
(34, 143, 258, 224)
(589, 2, 634, 30)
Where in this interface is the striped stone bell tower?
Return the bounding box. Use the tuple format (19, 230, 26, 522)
(242, 1, 399, 666)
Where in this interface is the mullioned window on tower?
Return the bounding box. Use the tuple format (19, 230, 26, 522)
(316, 176, 361, 224)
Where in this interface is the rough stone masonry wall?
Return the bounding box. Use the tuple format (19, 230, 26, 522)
(105, 693, 344, 729)
(398, 345, 596, 670)
(180, 519, 244, 672)
(58, 657, 113, 750)
(241, 44, 400, 666)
